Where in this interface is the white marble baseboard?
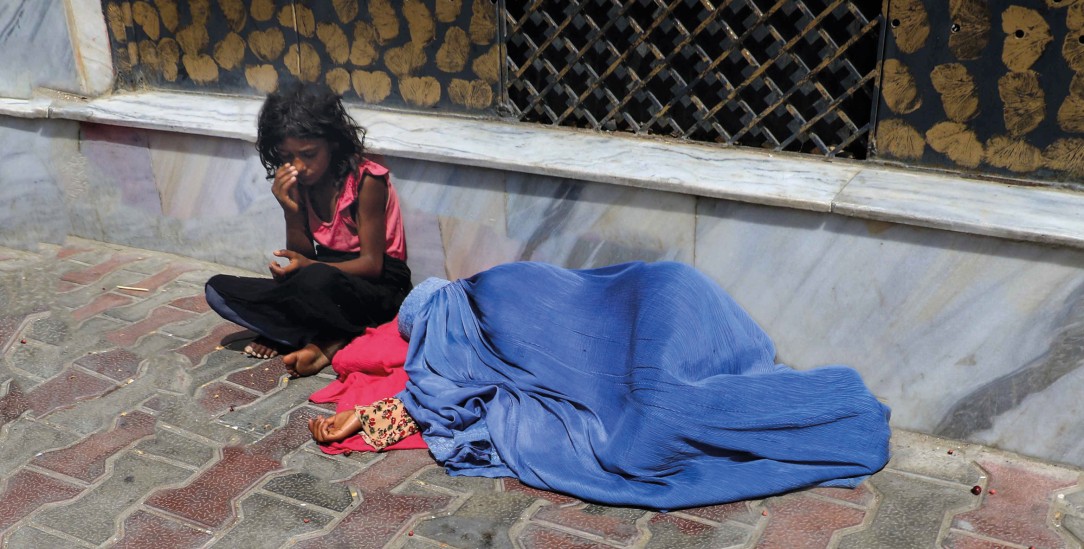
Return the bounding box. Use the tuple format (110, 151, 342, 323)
(6, 90, 1084, 250)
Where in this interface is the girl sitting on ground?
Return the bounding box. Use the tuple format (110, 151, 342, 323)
(205, 81, 411, 377)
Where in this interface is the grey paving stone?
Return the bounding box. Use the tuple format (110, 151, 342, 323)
(2, 525, 91, 549)
(263, 472, 354, 512)
(0, 418, 79, 478)
(148, 394, 256, 447)
(161, 312, 230, 341)
(643, 512, 753, 549)
(283, 447, 371, 482)
(28, 316, 71, 346)
(835, 470, 977, 549)
(32, 453, 193, 545)
(1063, 513, 1084, 545)
(5, 340, 65, 381)
(410, 464, 500, 495)
(187, 350, 260, 390)
(52, 271, 151, 308)
(215, 376, 319, 435)
(887, 431, 986, 486)
(414, 492, 539, 549)
(135, 428, 216, 468)
(215, 492, 334, 548)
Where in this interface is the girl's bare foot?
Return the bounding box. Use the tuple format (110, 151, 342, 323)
(283, 339, 344, 377)
(244, 337, 281, 359)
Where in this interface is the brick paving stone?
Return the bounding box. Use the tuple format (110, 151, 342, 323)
(102, 285, 205, 324)
(836, 470, 977, 549)
(296, 450, 453, 549)
(24, 368, 117, 417)
(227, 362, 286, 393)
(169, 294, 210, 313)
(531, 503, 646, 545)
(73, 348, 142, 382)
(60, 253, 142, 285)
(250, 407, 323, 460)
(134, 429, 216, 468)
(32, 453, 193, 545)
(31, 410, 156, 483)
(145, 445, 283, 529)
(754, 491, 868, 548)
(111, 509, 214, 549)
(413, 490, 536, 549)
(263, 472, 355, 512)
(671, 500, 762, 526)
(71, 292, 136, 323)
(0, 470, 83, 532)
(176, 323, 249, 368)
(811, 483, 878, 507)
(0, 315, 23, 354)
(104, 306, 196, 347)
(644, 512, 754, 548)
(502, 478, 578, 506)
(123, 263, 199, 293)
(55, 246, 93, 260)
(0, 380, 30, 426)
(148, 396, 258, 447)
(215, 492, 334, 547)
(196, 381, 259, 415)
(943, 457, 1079, 549)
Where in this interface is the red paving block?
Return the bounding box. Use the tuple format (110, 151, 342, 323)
(502, 478, 578, 505)
(169, 295, 210, 313)
(945, 458, 1079, 549)
(517, 524, 612, 548)
(755, 493, 867, 549)
(811, 483, 877, 507)
(123, 264, 199, 293)
(60, 253, 142, 285)
(532, 504, 643, 545)
(112, 510, 214, 549)
(26, 369, 117, 417)
(105, 306, 196, 347)
(0, 315, 25, 355)
(0, 381, 30, 427)
(227, 363, 284, 393)
(55, 279, 81, 293)
(297, 450, 450, 549)
(197, 382, 258, 415)
(0, 470, 83, 532)
(145, 408, 316, 529)
(72, 293, 136, 323)
(145, 446, 283, 529)
(55, 246, 93, 259)
(74, 348, 143, 381)
(677, 500, 760, 525)
(176, 323, 247, 368)
(32, 411, 156, 482)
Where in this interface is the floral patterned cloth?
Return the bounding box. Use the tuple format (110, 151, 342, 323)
(354, 397, 419, 450)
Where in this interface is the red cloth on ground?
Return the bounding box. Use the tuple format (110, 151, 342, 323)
(308, 317, 427, 453)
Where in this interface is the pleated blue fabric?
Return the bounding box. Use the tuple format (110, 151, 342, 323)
(397, 261, 891, 509)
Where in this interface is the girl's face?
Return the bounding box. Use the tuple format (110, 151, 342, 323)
(277, 137, 334, 187)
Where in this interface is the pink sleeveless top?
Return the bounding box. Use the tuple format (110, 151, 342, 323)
(308, 159, 407, 261)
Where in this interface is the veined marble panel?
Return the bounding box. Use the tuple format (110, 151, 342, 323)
(0, 0, 80, 98)
(68, 125, 279, 271)
(0, 118, 76, 248)
(388, 157, 696, 281)
(68, 0, 113, 95)
(695, 198, 1084, 465)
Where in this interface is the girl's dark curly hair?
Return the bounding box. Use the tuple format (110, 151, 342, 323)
(255, 81, 366, 181)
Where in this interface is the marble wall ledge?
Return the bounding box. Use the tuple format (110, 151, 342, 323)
(11, 90, 1084, 250)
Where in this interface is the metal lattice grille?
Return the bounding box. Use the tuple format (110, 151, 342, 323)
(503, 0, 883, 158)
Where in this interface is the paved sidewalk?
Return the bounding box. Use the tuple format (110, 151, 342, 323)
(0, 237, 1082, 549)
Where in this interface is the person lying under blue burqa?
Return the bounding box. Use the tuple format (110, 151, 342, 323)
(305, 260, 892, 510)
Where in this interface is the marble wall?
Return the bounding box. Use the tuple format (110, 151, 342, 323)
(3, 118, 1084, 469)
(0, 0, 82, 98)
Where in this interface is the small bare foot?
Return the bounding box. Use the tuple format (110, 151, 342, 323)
(243, 337, 281, 359)
(283, 343, 331, 377)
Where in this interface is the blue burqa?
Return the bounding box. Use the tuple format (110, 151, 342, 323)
(396, 261, 891, 509)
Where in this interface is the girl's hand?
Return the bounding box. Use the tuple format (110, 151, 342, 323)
(271, 163, 301, 215)
(308, 410, 362, 443)
(269, 249, 312, 280)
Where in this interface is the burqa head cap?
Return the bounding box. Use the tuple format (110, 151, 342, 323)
(397, 277, 452, 340)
